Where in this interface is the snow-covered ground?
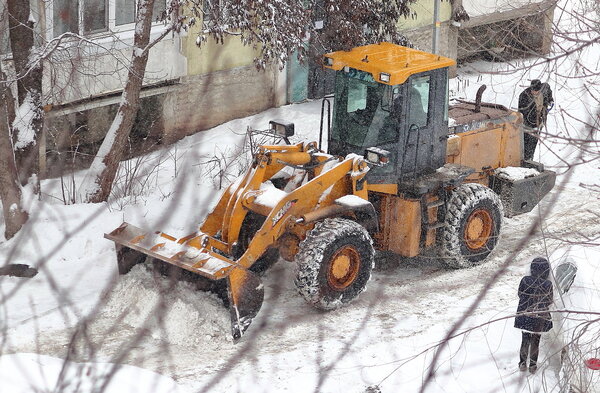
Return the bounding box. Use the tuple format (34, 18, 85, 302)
(1, 2, 599, 393)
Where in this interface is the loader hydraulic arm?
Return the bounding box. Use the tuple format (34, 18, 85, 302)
(233, 152, 370, 270)
(198, 142, 371, 270)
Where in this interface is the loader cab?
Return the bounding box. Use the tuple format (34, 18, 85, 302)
(323, 43, 456, 185)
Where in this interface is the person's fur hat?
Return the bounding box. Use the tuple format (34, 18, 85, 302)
(531, 256, 550, 279)
(530, 79, 542, 91)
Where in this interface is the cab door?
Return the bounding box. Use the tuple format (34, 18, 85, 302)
(398, 68, 448, 182)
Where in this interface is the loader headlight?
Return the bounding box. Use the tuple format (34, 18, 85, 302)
(364, 147, 390, 167)
(379, 72, 391, 83)
(366, 151, 378, 163)
(269, 119, 295, 137)
(324, 56, 333, 66)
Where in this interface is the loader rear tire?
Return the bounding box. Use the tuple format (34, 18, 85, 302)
(440, 183, 503, 268)
(294, 218, 374, 310)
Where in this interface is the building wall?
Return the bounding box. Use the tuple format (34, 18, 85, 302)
(397, 0, 457, 75)
(397, 0, 452, 31)
(39, 4, 280, 174)
(44, 32, 187, 105)
(183, 33, 261, 76)
(401, 22, 458, 61)
(162, 64, 276, 142)
(457, 0, 556, 59)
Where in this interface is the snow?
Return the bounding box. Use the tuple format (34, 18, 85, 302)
(254, 181, 288, 208)
(0, 353, 185, 393)
(12, 92, 38, 149)
(462, 0, 548, 18)
(336, 194, 370, 208)
(495, 166, 540, 181)
(100, 264, 231, 345)
(1, 1, 599, 392)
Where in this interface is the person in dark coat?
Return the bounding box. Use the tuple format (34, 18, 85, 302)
(514, 257, 554, 373)
(518, 79, 553, 160)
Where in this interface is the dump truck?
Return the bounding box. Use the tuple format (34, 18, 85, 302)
(105, 43, 556, 339)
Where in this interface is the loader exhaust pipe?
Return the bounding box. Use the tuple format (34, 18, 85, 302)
(475, 84, 487, 113)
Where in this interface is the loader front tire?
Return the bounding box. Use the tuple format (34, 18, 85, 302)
(294, 218, 374, 310)
(440, 183, 503, 268)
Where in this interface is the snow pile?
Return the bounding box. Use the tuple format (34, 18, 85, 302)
(0, 353, 186, 393)
(98, 264, 231, 346)
(495, 167, 540, 181)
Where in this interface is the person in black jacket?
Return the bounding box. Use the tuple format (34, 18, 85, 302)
(514, 257, 554, 374)
(518, 80, 553, 160)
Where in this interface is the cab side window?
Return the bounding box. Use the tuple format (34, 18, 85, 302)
(407, 75, 431, 128)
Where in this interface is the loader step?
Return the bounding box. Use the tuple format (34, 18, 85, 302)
(426, 222, 445, 230)
(426, 200, 445, 208)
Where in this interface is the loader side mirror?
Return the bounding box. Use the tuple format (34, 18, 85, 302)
(269, 120, 295, 137)
(364, 147, 390, 167)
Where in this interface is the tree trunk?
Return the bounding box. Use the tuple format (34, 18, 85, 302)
(0, 66, 28, 239)
(85, 0, 156, 203)
(7, 0, 44, 185)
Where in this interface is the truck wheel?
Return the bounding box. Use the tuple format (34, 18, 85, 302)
(440, 183, 503, 268)
(294, 218, 374, 310)
(236, 212, 279, 274)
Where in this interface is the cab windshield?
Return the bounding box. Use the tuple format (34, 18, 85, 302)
(331, 69, 392, 148)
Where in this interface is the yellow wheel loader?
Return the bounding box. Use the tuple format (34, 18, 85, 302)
(105, 43, 556, 339)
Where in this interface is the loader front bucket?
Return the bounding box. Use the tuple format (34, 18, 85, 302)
(105, 222, 264, 340)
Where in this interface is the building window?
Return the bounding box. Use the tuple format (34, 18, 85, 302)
(53, 0, 79, 35)
(52, 0, 167, 37)
(83, 0, 108, 34)
(152, 0, 166, 22)
(116, 0, 135, 26)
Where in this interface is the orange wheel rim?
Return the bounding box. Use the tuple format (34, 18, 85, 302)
(327, 246, 360, 290)
(464, 209, 493, 250)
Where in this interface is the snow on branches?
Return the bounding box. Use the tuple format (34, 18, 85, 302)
(194, 0, 314, 70)
(192, 0, 415, 70)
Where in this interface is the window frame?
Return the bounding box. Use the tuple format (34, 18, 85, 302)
(407, 74, 432, 129)
(49, 0, 168, 38)
(83, 0, 109, 35)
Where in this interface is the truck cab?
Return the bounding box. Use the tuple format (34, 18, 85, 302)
(323, 43, 554, 215)
(324, 43, 454, 185)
